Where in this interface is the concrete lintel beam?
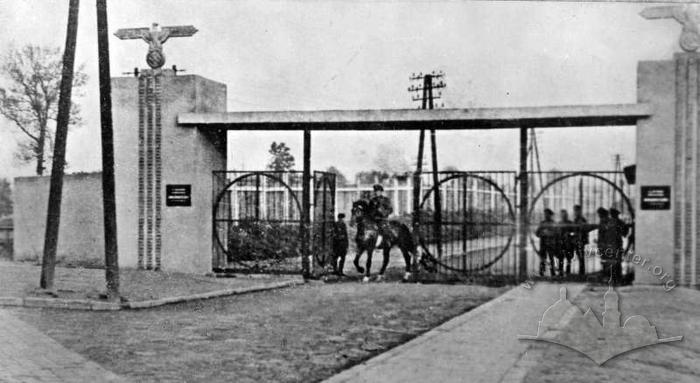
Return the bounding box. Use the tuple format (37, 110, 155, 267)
(178, 103, 652, 131)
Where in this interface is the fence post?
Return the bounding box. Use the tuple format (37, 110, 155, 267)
(301, 129, 311, 277)
(461, 176, 468, 271)
(518, 127, 529, 281)
(393, 177, 400, 215)
(283, 172, 290, 219)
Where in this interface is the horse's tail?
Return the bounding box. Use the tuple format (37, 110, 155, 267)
(397, 221, 438, 273)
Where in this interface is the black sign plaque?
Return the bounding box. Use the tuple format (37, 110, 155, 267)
(166, 184, 191, 207)
(640, 185, 670, 210)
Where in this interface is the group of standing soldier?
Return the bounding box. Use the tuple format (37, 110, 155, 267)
(535, 205, 630, 283)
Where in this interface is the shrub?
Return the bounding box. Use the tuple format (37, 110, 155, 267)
(227, 218, 299, 263)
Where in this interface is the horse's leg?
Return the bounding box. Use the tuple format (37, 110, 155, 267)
(353, 245, 364, 274)
(363, 245, 374, 283)
(376, 247, 391, 281)
(399, 244, 413, 281)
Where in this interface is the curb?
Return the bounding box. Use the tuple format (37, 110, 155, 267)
(0, 279, 301, 311)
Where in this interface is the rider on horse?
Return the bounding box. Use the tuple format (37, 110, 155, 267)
(369, 184, 393, 248)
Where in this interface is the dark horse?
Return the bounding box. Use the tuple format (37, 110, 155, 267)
(350, 199, 417, 282)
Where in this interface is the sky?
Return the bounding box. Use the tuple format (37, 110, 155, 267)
(0, 0, 682, 181)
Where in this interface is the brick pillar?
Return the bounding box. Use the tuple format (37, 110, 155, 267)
(673, 53, 700, 286)
(137, 70, 163, 270)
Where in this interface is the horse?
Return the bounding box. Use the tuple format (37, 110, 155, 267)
(350, 199, 418, 282)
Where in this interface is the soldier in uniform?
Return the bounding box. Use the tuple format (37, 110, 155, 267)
(331, 213, 349, 276)
(609, 208, 629, 284)
(597, 207, 616, 283)
(572, 205, 589, 276)
(369, 184, 393, 248)
(535, 208, 558, 277)
(558, 209, 577, 276)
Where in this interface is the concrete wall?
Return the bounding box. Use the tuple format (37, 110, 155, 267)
(111, 73, 226, 273)
(13, 172, 105, 267)
(11, 74, 227, 274)
(159, 75, 227, 273)
(112, 76, 140, 270)
(636, 60, 676, 285)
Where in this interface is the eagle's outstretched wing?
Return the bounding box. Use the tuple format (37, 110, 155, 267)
(114, 27, 150, 40)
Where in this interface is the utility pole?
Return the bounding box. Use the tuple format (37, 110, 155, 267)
(40, 0, 80, 290)
(409, 71, 446, 259)
(97, 0, 120, 301)
(528, 129, 545, 207)
(612, 153, 623, 210)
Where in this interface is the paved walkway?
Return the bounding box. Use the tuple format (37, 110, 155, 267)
(324, 282, 586, 383)
(0, 310, 128, 382)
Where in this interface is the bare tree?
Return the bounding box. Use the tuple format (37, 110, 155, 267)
(0, 45, 87, 175)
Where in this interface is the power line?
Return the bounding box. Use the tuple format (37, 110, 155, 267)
(408, 71, 446, 109)
(529, 128, 546, 207)
(409, 70, 447, 259)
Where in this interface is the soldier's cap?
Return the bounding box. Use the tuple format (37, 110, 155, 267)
(544, 208, 554, 215)
(373, 184, 384, 192)
(597, 207, 609, 215)
(338, 213, 346, 219)
(609, 208, 621, 216)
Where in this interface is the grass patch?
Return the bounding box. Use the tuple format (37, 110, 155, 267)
(10, 281, 507, 382)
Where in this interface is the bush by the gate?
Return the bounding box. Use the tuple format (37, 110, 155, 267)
(227, 218, 299, 262)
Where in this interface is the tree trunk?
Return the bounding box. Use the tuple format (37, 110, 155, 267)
(36, 121, 46, 176)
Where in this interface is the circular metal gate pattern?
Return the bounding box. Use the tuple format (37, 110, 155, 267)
(527, 172, 635, 257)
(213, 172, 303, 272)
(417, 172, 517, 273)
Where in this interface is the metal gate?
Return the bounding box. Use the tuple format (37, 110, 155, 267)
(527, 171, 635, 277)
(416, 171, 518, 275)
(212, 170, 336, 274)
(212, 169, 632, 279)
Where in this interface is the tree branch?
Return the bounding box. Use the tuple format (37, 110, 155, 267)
(1, 112, 39, 142)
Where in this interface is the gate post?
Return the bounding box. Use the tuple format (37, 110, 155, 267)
(301, 129, 311, 277)
(518, 127, 529, 281)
